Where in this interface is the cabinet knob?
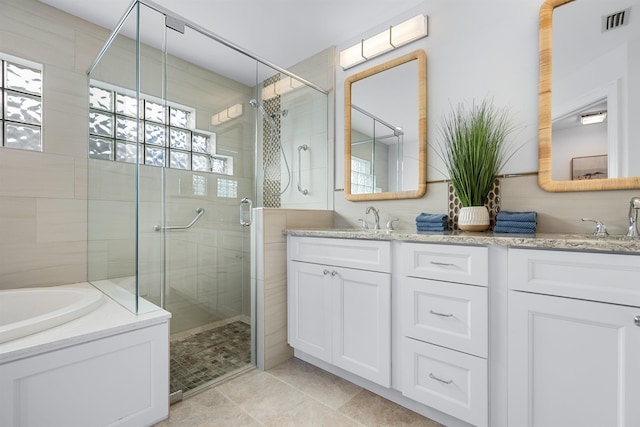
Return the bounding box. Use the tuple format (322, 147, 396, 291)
(323, 269, 338, 277)
(635, 316, 640, 327)
(323, 269, 330, 276)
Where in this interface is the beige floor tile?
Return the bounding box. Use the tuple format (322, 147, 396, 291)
(153, 388, 261, 427)
(259, 398, 362, 427)
(216, 370, 307, 418)
(338, 389, 444, 427)
(268, 358, 363, 410)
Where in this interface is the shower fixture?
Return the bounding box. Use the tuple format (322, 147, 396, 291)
(250, 99, 291, 196)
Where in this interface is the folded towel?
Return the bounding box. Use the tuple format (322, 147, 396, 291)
(496, 211, 537, 223)
(416, 213, 448, 224)
(494, 223, 537, 233)
(416, 221, 449, 227)
(495, 220, 537, 229)
(417, 224, 449, 232)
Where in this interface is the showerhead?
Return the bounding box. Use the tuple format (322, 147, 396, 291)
(249, 98, 275, 127)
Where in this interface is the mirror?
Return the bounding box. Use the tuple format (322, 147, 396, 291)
(539, 0, 640, 191)
(344, 50, 426, 200)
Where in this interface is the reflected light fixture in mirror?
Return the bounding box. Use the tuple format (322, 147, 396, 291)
(538, 0, 640, 191)
(211, 103, 243, 125)
(340, 14, 428, 69)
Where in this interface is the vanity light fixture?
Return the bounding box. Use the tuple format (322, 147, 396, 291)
(211, 103, 243, 125)
(580, 111, 607, 125)
(339, 14, 428, 70)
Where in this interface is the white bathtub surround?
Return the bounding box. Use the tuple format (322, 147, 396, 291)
(0, 283, 171, 427)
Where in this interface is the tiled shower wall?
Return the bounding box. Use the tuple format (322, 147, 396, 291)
(0, 0, 109, 289)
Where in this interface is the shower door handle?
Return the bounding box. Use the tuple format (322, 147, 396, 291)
(240, 197, 253, 227)
(297, 144, 309, 195)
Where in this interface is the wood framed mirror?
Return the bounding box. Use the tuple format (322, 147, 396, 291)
(539, 0, 640, 191)
(344, 50, 427, 201)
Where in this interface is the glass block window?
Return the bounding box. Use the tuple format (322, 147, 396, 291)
(217, 178, 238, 198)
(193, 174, 207, 196)
(89, 83, 231, 174)
(1, 54, 43, 151)
(351, 157, 381, 194)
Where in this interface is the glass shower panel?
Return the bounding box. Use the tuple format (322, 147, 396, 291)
(256, 67, 329, 209)
(87, 4, 141, 312)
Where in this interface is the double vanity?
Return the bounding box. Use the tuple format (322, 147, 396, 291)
(286, 230, 640, 427)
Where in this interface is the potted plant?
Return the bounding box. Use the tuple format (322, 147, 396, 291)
(436, 98, 517, 231)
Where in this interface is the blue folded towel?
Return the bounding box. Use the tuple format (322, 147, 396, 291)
(494, 222, 536, 233)
(416, 213, 448, 224)
(495, 220, 536, 229)
(496, 211, 537, 223)
(417, 224, 449, 232)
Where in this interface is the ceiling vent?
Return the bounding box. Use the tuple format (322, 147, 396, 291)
(602, 7, 631, 31)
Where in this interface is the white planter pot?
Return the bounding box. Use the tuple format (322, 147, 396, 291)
(458, 206, 490, 231)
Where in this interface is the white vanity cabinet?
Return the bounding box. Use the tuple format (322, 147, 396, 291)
(508, 248, 640, 427)
(287, 236, 391, 387)
(398, 242, 489, 427)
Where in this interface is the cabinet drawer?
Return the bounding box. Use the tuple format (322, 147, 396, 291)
(400, 242, 488, 286)
(288, 236, 391, 273)
(508, 248, 640, 306)
(401, 277, 488, 357)
(402, 338, 488, 427)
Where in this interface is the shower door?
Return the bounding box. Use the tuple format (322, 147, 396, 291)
(156, 13, 256, 332)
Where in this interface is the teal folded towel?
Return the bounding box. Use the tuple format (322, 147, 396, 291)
(496, 211, 537, 223)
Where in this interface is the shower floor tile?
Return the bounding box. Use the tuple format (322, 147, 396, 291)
(170, 320, 251, 395)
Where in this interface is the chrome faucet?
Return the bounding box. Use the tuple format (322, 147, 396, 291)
(582, 218, 609, 237)
(626, 197, 640, 238)
(366, 206, 380, 230)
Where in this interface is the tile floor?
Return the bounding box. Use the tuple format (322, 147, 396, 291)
(155, 357, 444, 427)
(170, 320, 251, 395)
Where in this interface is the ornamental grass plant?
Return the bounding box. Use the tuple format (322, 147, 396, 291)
(437, 99, 518, 207)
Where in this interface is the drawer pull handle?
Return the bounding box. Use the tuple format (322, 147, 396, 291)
(429, 309, 454, 318)
(429, 373, 454, 385)
(430, 261, 455, 267)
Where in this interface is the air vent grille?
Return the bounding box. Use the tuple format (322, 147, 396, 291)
(602, 8, 631, 31)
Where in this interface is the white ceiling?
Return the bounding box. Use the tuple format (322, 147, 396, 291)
(38, 0, 424, 74)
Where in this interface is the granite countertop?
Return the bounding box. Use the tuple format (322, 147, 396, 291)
(284, 228, 640, 254)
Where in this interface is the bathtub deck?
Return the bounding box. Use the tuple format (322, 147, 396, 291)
(0, 282, 171, 364)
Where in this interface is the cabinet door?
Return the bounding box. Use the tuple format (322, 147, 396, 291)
(509, 291, 640, 427)
(287, 261, 332, 362)
(332, 266, 391, 387)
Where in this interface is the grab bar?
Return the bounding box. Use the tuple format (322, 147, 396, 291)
(297, 144, 309, 195)
(240, 197, 253, 227)
(154, 207, 204, 231)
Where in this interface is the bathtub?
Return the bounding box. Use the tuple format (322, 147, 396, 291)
(0, 286, 105, 344)
(0, 283, 171, 427)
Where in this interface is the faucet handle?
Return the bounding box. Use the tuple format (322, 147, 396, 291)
(357, 218, 369, 229)
(581, 218, 609, 237)
(386, 219, 400, 231)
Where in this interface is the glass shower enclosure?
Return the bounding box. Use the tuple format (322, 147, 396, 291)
(86, 0, 328, 400)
